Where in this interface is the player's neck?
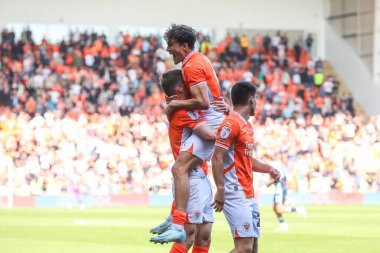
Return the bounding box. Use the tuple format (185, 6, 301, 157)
(183, 50, 195, 63)
(233, 107, 250, 121)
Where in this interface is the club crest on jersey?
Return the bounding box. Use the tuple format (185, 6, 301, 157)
(194, 210, 201, 218)
(187, 111, 199, 121)
(243, 223, 250, 231)
(220, 126, 232, 138)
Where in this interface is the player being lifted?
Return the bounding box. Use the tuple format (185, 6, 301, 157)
(150, 69, 215, 253)
(151, 24, 228, 244)
(212, 82, 280, 253)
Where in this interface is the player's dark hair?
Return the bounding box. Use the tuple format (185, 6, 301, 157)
(160, 69, 183, 96)
(164, 24, 196, 50)
(230, 81, 257, 106)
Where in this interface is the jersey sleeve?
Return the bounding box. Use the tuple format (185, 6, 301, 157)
(215, 118, 240, 150)
(183, 63, 206, 88)
(179, 110, 204, 129)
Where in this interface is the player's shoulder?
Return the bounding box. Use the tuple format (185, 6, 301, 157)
(185, 52, 206, 67)
(222, 113, 241, 125)
(220, 114, 241, 131)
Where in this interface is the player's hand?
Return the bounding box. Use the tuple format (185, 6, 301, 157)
(211, 189, 225, 212)
(164, 102, 175, 116)
(165, 95, 179, 104)
(269, 167, 280, 183)
(211, 100, 230, 114)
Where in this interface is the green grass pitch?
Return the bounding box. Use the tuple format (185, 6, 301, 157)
(0, 206, 379, 253)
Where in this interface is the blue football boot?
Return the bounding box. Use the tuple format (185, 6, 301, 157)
(150, 215, 172, 234)
(149, 224, 186, 244)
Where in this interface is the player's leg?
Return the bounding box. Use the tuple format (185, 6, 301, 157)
(251, 238, 258, 253)
(171, 133, 213, 228)
(183, 223, 197, 249)
(191, 176, 214, 253)
(150, 164, 201, 244)
(191, 175, 214, 253)
(170, 151, 202, 243)
(168, 175, 208, 252)
(231, 237, 254, 253)
(273, 193, 288, 232)
(274, 203, 288, 232)
(150, 186, 186, 244)
(172, 151, 202, 215)
(169, 223, 197, 253)
(192, 222, 212, 253)
(152, 134, 213, 244)
(174, 132, 215, 211)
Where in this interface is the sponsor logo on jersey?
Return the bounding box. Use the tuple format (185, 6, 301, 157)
(220, 126, 232, 138)
(187, 111, 199, 121)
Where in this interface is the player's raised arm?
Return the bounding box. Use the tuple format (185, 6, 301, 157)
(211, 146, 228, 212)
(252, 157, 280, 183)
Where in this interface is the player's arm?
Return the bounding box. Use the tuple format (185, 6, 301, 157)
(252, 157, 280, 182)
(211, 146, 228, 212)
(193, 123, 216, 141)
(165, 82, 210, 114)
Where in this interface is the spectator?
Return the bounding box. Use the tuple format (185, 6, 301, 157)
(306, 33, 313, 56)
(0, 28, 378, 196)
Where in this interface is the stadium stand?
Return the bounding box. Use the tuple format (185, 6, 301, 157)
(0, 28, 379, 197)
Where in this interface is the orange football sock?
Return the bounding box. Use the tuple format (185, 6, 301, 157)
(172, 210, 186, 226)
(169, 242, 188, 253)
(191, 245, 209, 253)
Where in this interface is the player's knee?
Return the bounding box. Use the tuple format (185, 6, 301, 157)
(171, 161, 187, 176)
(198, 234, 211, 247)
(241, 245, 253, 253)
(184, 227, 196, 248)
(171, 164, 182, 177)
(236, 242, 253, 253)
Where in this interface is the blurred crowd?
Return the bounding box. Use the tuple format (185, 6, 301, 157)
(0, 28, 379, 196)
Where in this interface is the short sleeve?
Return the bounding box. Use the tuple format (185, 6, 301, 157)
(183, 64, 206, 88)
(215, 118, 240, 150)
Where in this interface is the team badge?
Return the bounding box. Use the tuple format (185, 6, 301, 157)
(187, 111, 199, 120)
(220, 126, 232, 138)
(243, 223, 250, 231)
(194, 210, 201, 218)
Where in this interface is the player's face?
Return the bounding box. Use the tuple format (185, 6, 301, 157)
(175, 83, 189, 99)
(166, 39, 187, 64)
(250, 95, 257, 116)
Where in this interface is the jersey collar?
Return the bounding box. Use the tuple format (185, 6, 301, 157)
(182, 51, 197, 65)
(232, 111, 248, 124)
